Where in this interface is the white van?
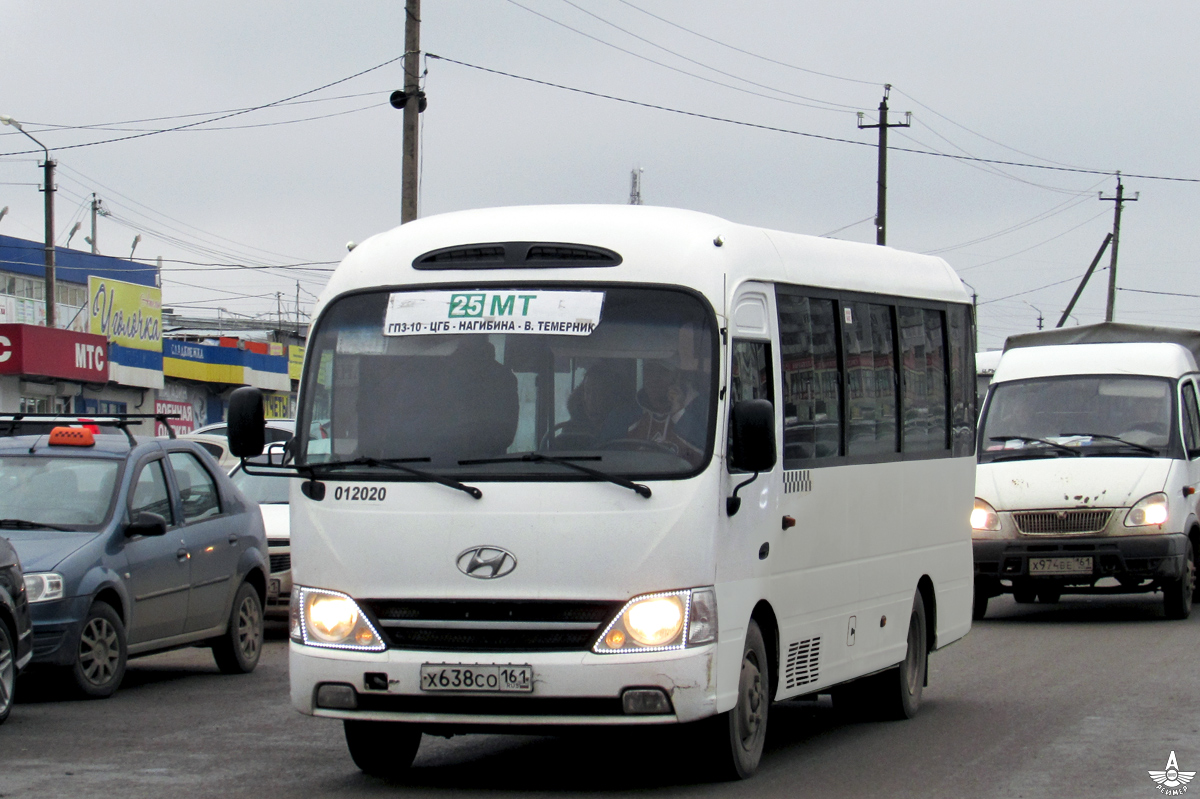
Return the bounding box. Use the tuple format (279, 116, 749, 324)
(229, 205, 977, 780)
(972, 323, 1200, 619)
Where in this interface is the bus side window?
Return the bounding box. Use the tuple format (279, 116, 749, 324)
(1182, 381, 1200, 457)
(777, 292, 840, 464)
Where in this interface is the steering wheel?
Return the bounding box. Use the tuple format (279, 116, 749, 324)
(539, 422, 598, 451)
(596, 437, 680, 455)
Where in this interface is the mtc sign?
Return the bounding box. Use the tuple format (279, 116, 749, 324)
(0, 324, 109, 382)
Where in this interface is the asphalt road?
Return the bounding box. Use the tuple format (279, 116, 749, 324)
(3, 595, 1197, 799)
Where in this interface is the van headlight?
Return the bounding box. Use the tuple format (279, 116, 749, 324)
(971, 498, 1001, 532)
(594, 587, 717, 654)
(290, 586, 385, 651)
(1125, 492, 1170, 527)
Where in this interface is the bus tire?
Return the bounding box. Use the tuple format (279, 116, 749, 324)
(880, 592, 927, 720)
(344, 720, 422, 778)
(706, 619, 769, 780)
(972, 585, 988, 620)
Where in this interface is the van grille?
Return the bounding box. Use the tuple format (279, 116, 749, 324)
(361, 599, 623, 652)
(1014, 509, 1112, 535)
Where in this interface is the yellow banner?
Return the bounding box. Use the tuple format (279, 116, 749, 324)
(87, 277, 162, 352)
(263, 391, 292, 420)
(288, 345, 306, 380)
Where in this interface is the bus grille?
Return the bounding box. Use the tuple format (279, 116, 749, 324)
(1014, 509, 1112, 535)
(361, 599, 624, 652)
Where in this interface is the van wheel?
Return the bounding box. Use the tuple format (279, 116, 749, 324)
(706, 619, 769, 780)
(212, 582, 263, 674)
(1013, 586, 1037, 604)
(70, 602, 126, 698)
(1164, 540, 1195, 620)
(880, 593, 927, 720)
(344, 720, 422, 778)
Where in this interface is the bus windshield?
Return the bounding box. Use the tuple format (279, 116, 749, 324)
(296, 286, 717, 479)
(978, 375, 1176, 463)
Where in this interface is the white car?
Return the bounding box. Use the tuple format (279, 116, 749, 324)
(228, 453, 293, 620)
(195, 419, 295, 446)
(178, 433, 239, 472)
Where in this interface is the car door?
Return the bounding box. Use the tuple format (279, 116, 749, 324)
(123, 457, 190, 644)
(167, 450, 241, 633)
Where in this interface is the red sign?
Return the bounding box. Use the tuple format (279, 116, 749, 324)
(155, 400, 196, 436)
(0, 324, 109, 382)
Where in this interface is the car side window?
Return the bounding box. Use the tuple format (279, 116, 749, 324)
(130, 460, 175, 525)
(168, 452, 222, 522)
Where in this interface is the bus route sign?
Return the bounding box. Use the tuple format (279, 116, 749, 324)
(383, 290, 604, 336)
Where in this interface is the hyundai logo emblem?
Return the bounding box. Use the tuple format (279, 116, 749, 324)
(456, 546, 517, 579)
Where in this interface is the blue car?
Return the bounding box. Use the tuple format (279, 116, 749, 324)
(0, 418, 269, 698)
(0, 534, 33, 723)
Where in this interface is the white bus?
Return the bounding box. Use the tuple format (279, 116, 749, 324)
(229, 205, 977, 780)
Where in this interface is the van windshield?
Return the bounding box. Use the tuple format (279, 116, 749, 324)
(296, 286, 717, 479)
(978, 375, 1177, 463)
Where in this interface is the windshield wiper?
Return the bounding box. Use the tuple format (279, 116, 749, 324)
(1059, 432, 1159, 456)
(987, 435, 1082, 457)
(310, 457, 482, 499)
(459, 452, 652, 498)
(0, 518, 71, 532)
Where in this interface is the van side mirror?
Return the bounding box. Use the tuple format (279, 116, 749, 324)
(126, 512, 167, 538)
(227, 386, 266, 458)
(729, 399, 777, 473)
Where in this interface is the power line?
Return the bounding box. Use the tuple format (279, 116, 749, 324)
(0, 52, 410, 156)
(425, 54, 1200, 184)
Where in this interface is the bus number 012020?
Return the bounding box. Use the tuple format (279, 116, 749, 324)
(333, 486, 387, 501)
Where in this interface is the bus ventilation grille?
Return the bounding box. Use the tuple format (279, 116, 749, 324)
(783, 470, 812, 494)
(413, 242, 622, 270)
(783, 636, 821, 690)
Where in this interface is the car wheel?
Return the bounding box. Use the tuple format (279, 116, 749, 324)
(70, 602, 126, 698)
(344, 720, 422, 778)
(0, 621, 15, 724)
(706, 619, 769, 780)
(1164, 540, 1195, 620)
(212, 582, 264, 674)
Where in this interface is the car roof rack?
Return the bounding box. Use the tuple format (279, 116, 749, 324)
(0, 413, 181, 447)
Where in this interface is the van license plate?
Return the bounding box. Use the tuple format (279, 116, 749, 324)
(1029, 556, 1093, 575)
(420, 664, 533, 693)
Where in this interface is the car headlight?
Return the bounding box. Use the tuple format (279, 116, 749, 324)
(23, 573, 64, 603)
(290, 586, 385, 651)
(594, 587, 717, 654)
(1125, 492, 1170, 527)
(971, 498, 1001, 532)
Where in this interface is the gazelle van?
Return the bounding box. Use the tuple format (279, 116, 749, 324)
(972, 323, 1200, 619)
(229, 205, 977, 780)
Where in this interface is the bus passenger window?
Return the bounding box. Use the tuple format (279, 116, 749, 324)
(899, 307, 949, 452)
(730, 341, 772, 403)
(777, 292, 840, 464)
(842, 301, 898, 456)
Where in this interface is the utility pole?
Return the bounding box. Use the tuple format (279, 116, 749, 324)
(276, 292, 283, 331)
(1101, 173, 1138, 322)
(296, 281, 301, 328)
(857, 85, 910, 246)
(89, 194, 103, 254)
(399, 0, 423, 223)
(0, 115, 55, 325)
(629, 167, 643, 205)
(1056, 233, 1112, 328)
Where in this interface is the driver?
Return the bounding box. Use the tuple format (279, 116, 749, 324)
(604, 359, 705, 467)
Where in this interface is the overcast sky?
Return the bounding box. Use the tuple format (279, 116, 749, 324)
(3, 1, 1197, 349)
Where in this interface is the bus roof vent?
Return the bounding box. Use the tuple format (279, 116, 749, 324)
(413, 242, 622, 270)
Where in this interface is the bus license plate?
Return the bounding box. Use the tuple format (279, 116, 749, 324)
(420, 664, 533, 693)
(1029, 556, 1093, 575)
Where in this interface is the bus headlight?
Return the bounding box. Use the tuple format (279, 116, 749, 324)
(971, 498, 1001, 532)
(1125, 492, 1169, 527)
(594, 588, 716, 654)
(291, 586, 385, 651)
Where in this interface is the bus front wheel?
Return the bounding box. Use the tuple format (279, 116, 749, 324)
(706, 619, 769, 780)
(344, 720, 422, 778)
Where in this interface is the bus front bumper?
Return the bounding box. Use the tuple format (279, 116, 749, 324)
(290, 641, 719, 729)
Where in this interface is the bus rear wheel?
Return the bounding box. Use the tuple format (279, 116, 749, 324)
(880, 592, 927, 720)
(706, 619, 769, 780)
(344, 720, 422, 778)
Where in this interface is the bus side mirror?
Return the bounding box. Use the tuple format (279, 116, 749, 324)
(228, 386, 266, 458)
(729, 399, 776, 473)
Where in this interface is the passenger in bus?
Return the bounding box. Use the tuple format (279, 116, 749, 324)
(556, 361, 629, 446)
